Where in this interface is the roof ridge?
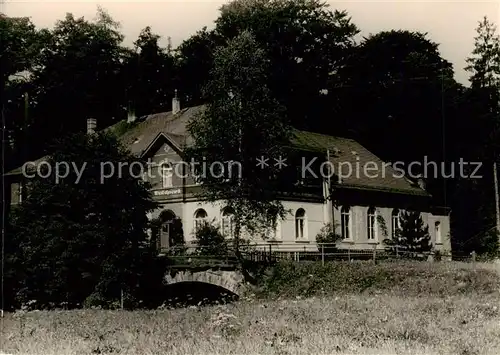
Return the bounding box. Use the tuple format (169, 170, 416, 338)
(295, 128, 354, 142)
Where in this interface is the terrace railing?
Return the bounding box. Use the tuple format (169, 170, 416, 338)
(160, 242, 478, 268)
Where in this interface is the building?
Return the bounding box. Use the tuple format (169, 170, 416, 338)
(6, 96, 451, 253)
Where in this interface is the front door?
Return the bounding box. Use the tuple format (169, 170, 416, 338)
(160, 222, 171, 250)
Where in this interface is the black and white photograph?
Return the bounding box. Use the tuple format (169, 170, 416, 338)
(1, 0, 500, 354)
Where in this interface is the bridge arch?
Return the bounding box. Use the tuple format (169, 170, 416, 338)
(164, 269, 245, 296)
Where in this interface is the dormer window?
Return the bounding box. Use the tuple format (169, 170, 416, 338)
(161, 163, 173, 188)
(133, 135, 142, 144)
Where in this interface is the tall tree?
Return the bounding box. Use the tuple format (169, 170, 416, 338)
(464, 16, 500, 163)
(9, 132, 158, 309)
(336, 29, 472, 225)
(174, 27, 222, 107)
(455, 16, 500, 255)
(212, 0, 359, 132)
(0, 15, 43, 86)
(465, 16, 500, 89)
(1, 17, 46, 302)
(0, 15, 45, 170)
(122, 26, 176, 117)
(185, 31, 291, 254)
(384, 211, 432, 256)
(29, 8, 127, 156)
(341, 30, 456, 164)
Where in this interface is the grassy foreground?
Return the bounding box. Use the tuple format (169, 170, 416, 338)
(2, 261, 500, 355)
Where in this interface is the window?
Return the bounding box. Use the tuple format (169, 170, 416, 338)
(161, 223, 171, 249)
(295, 208, 306, 239)
(161, 162, 173, 188)
(392, 209, 400, 238)
(159, 210, 175, 250)
(435, 221, 442, 244)
(11, 183, 22, 204)
(341, 206, 351, 240)
(194, 209, 208, 232)
(221, 207, 235, 238)
(367, 207, 376, 240)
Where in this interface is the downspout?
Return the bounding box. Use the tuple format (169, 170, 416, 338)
(323, 149, 333, 226)
(327, 149, 334, 227)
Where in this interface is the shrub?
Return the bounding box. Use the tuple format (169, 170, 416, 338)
(315, 223, 342, 256)
(194, 223, 228, 257)
(477, 228, 499, 258)
(9, 132, 158, 310)
(434, 249, 442, 262)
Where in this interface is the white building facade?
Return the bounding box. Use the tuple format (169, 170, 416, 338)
(117, 103, 451, 253)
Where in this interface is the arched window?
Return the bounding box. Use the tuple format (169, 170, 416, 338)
(194, 209, 208, 232)
(295, 208, 306, 239)
(367, 207, 376, 240)
(435, 221, 442, 244)
(341, 206, 351, 240)
(392, 209, 400, 239)
(221, 207, 235, 238)
(161, 162, 173, 188)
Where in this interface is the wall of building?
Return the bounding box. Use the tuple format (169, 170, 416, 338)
(145, 136, 452, 253)
(10, 182, 21, 205)
(178, 200, 327, 244)
(332, 204, 451, 252)
(150, 199, 451, 253)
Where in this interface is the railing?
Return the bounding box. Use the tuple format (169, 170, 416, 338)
(160, 242, 479, 267)
(161, 244, 279, 268)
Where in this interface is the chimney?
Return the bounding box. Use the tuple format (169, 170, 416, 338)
(127, 105, 136, 123)
(87, 118, 97, 135)
(172, 89, 181, 115)
(417, 178, 426, 190)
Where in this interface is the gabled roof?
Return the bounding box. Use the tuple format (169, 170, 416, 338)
(108, 105, 428, 197)
(107, 106, 202, 157)
(292, 130, 429, 196)
(6, 104, 430, 197)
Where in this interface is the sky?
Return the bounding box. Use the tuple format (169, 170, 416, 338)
(3, 1, 500, 86)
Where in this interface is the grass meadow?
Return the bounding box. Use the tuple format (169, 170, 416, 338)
(2, 260, 500, 355)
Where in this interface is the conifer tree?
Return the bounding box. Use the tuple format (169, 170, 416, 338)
(384, 211, 432, 256)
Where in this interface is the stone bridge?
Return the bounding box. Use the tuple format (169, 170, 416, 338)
(164, 269, 246, 296)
